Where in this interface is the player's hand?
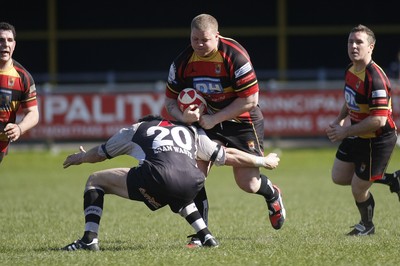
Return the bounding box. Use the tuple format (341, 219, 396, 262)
(182, 104, 203, 124)
(4, 123, 22, 142)
(63, 146, 87, 168)
(199, 114, 218, 129)
(326, 123, 347, 143)
(263, 153, 280, 169)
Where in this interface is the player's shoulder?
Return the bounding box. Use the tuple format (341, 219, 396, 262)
(13, 60, 31, 74)
(219, 36, 245, 50)
(365, 60, 390, 84)
(218, 36, 250, 60)
(174, 45, 194, 63)
(12, 59, 35, 83)
(367, 60, 386, 75)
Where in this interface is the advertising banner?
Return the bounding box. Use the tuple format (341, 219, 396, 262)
(20, 89, 400, 140)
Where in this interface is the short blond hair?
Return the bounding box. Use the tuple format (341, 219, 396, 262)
(191, 14, 218, 33)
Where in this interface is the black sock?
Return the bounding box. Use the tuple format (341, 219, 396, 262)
(81, 188, 104, 243)
(356, 193, 375, 227)
(196, 228, 212, 243)
(256, 174, 276, 201)
(193, 187, 208, 226)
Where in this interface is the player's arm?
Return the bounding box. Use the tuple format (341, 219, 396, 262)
(165, 97, 201, 124)
(18, 105, 39, 134)
(199, 93, 258, 129)
(4, 105, 39, 142)
(63, 145, 106, 168)
(326, 103, 350, 142)
(343, 115, 387, 137)
(216, 93, 258, 121)
(165, 96, 184, 121)
(331, 103, 349, 126)
(225, 148, 279, 170)
(196, 128, 279, 170)
(63, 125, 138, 168)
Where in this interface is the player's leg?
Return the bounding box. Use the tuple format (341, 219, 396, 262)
(331, 138, 355, 186)
(180, 160, 210, 246)
(194, 159, 211, 225)
(371, 132, 399, 200)
(62, 167, 130, 251)
(376, 171, 400, 200)
(234, 167, 286, 230)
(331, 158, 354, 185)
(347, 136, 393, 236)
(347, 175, 375, 236)
(179, 202, 218, 248)
(220, 119, 286, 229)
(192, 186, 208, 225)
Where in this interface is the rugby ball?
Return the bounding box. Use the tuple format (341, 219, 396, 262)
(177, 88, 207, 112)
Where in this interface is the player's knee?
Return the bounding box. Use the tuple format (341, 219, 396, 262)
(85, 172, 104, 188)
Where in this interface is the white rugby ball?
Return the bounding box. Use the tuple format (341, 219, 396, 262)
(177, 88, 207, 112)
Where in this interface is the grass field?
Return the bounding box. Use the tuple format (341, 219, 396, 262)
(1, 144, 400, 266)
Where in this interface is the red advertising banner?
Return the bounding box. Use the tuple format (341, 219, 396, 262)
(20, 89, 400, 140)
(260, 90, 344, 136)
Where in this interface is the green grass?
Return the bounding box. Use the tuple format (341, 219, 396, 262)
(1, 145, 400, 265)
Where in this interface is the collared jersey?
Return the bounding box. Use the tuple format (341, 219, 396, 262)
(166, 36, 261, 123)
(0, 60, 37, 141)
(344, 60, 396, 138)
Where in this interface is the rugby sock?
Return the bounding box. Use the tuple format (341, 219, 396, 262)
(193, 186, 209, 226)
(356, 193, 375, 227)
(256, 174, 276, 201)
(179, 202, 211, 243)
(374, 173, 393, 185)
(81, 188, 104, 243)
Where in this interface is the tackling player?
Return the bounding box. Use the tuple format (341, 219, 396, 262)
(61, 115, 280, 251)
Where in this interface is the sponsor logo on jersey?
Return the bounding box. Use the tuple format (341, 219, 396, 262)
(372, 90, 387, 98)
(344, 86, 359, 111)
(356, 79, 361, 90)
(30, 84, 37, 94)
(215, 63, 221, 75)
(234, 62, 252, 78)
(167, 63, 177, 83)
(0, 89, 12, 108)
(193, 77, 223, 94)
(8, 77, 15, 88)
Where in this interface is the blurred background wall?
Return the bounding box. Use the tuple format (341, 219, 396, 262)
(3, 0, 400, 144)
(3, 0, 400, 84)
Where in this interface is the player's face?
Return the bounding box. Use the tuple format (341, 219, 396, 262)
(347, 31, 374, 64)
(190, 28, 219, 57)
(0, 30, 16, 66)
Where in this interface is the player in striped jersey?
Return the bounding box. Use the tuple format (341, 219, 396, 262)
(326, 24, 399, 236)
(164, 14, 285, 246)
(0, 22, 39, 164)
